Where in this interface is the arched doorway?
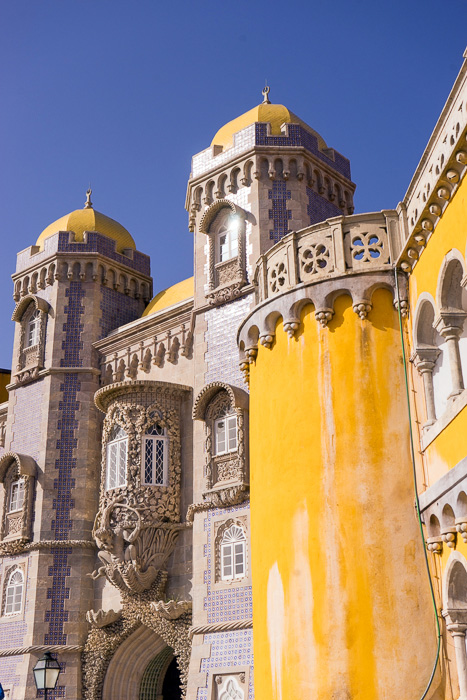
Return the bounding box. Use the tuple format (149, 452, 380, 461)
(102, 625, 167, 700)
(139, 647, 181, 700)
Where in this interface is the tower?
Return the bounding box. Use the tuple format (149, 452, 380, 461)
(184, 91, 357, 700)
(237, 206, 437, 697)
(0, 193, 151, 698)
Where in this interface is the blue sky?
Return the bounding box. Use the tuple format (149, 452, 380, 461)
(0, 0, 466, 368)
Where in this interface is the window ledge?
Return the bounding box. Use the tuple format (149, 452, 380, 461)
(421, 388, 467, 451)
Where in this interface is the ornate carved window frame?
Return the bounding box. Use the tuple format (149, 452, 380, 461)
(199, 200, 248, 306)
(0, 453, 37, 542)
(12, 294, 50, 385)
(193, 382, 249, 508)
(93, 381, 191, 595)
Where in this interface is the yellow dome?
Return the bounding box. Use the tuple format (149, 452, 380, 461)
(36, 198, 136, 253)
(211, 102, 327, 150)
(142, 277, 194, 317)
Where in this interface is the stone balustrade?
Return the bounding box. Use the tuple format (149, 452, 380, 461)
(253, 211, 401, 304)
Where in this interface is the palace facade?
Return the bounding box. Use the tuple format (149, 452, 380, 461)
(1, 52, 467, 700)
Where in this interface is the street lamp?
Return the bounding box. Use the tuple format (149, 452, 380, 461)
(33, 652, 61, 699)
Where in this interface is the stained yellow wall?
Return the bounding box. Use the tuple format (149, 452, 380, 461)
(409, 176, 467, 485)
(249, 290, 440, 700)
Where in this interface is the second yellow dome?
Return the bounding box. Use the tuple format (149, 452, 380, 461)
(36, 203, 136, 253)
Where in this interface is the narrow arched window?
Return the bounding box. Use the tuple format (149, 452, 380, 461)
(221, 524, 246, 581)
(26, 309, 41, 348)
(4, 569, 24, 615)
(8, 479, 25, 513)
(106, 425, 127, 490)
(142, 424, 168, 486)
(214, 407, 237, 455)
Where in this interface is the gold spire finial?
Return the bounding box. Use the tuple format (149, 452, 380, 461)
(84, 188, 93, 209)
(262, 84, 271, 104)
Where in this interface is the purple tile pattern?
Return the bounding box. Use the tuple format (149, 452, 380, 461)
(46, 281, 84, 647)
(196, 629, 254, 700)
(203, 506, 252, 625)
(268, 182, 292, 243)
(57, 232, 150, 275)
(306, 187, 343, 225)
(0, 655, 23, 692)
(204, 295, 252, 386)
(99, 287, 142, 339)
(255, 123, 351, 179)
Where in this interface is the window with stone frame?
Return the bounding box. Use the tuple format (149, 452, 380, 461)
(105, 425, 128, 490)
(200, 202, 247, 305)
(3, 567, 24, 616)
(215, 518, 248, 584)
(142, 422, 169, 486)
(0, 454, 36, 543)
(220, 523, 246, 581)
(12, 294, 49, 385)
(206, 391, 241, 487)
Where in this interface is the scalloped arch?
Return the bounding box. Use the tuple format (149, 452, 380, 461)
(12, 294, 50, 322)
(436, 248, 466, 311)
(0, 452, 37, 482)
(442, 550, 467, 610)
(412, 292, 437, 347)
(198, 199, 242, 235)
(192, 381, 249, 421)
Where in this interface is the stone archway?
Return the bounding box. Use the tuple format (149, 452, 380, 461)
(102, 625, 166, 700)
(139, 646, 182, 700)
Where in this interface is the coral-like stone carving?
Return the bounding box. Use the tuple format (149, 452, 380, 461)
(150, 599, 192, 620)
(86, 608, 122, 628)
(82, 580, 191, 700)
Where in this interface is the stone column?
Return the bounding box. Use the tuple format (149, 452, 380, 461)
(435, 311, 467, 398)
(412, 348, 440, 426)
(443, 611, 467, 700)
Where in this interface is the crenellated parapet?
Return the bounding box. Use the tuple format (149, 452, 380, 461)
(237, 210, 408, 382)
(12, 230, 152, 303)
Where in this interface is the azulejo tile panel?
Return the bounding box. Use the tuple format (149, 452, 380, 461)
(306, 186, 342, 226)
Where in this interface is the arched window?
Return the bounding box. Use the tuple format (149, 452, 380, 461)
(8, 479, 24, 513)
(4, 569, 24, 615)
(142, 424, 168, 486)
(214, 407, 237, 456)
(26, 309, 41, 348)
(106, 425, 127, 490)
(220, 524, 246, 581)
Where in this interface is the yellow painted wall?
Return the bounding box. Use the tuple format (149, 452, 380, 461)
(0, 370, 10, 403)
(249, 290, 441, 700)
(409, 176, 467, 485)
